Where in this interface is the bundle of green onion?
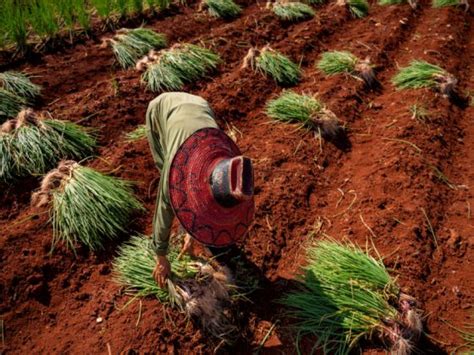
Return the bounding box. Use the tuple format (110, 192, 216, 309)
(281, 239, 422, 354)
(265, 91, 341, 138)
(0, 71, 41, 101)
(242, 46, 301, 86)
(139, 44, 221, 92)
(0, 109, 95, 182)
(271, 1, 315, 22)
(317, 50, 379, 89)
(392, 60, 461, 102)
(104, 27, 167, 69)
(201, 0, 242, 19)
(114, 234, 237, 340)
(0, 71, 41, 122)
(32, 161, 143, 251)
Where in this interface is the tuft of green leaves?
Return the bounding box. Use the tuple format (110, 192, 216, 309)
(113, 234, 199, 302)
(432, 0, 462, 7)
(110, 28, 167, 69)
(0, 89, 26, 122)
(141, 44, 221, 92)
(392, 60, 447, 90)
(50, 164, 144, 251)
(204, 0, 241, 19)
(0, 71, 41, 101)
(272, 1, 315, 22)
(281, 239, 401, 354)
(317, 50, 357, 75)
(345, 0, 369, 17)
(0, 117, 96, 182)
(255, 47, 301, 86)
(125, 124, 147, 141)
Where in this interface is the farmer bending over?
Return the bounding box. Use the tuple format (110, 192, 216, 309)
(146, 92, 255, 287)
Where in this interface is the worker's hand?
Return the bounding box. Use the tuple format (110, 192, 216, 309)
(153, 255, 171, 288)
(178, 233, 195, 259)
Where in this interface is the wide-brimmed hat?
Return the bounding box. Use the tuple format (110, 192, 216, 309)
(169, 128, 255, 247)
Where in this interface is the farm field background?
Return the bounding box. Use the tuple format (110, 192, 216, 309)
(0, 0, 473, 353)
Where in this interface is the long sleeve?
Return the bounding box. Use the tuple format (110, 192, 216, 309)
(151, 161, 174, 256)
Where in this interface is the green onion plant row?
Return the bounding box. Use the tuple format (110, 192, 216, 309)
(0, 0, 172, 51)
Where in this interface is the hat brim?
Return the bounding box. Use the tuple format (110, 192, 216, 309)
(169, 128, 254, 247)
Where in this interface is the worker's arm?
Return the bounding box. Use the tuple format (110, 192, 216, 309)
(151, 164, 174, 256)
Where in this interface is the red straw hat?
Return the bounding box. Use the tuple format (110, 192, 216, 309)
(169, 128, 255, 247)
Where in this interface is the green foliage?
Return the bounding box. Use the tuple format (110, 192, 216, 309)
(317, 50, 357, 75)
(432, 0, 461, 7)
(281, 240, 400, 354)
(347, 0, 369, 17)
(392, 60, 446, 90)
(111, 28, 167, 68)
(265, 91, 323, 127)
(141, 44, 221, 92)
(0, 71, 42, 102)
(0, 89, 26, 121)
(378, 0, 404, 5)
(204, 0, 241, 18)
(125, 124, 147, 141)
(255, 48, 301, 86)
(49, 164, 143, 250)
(0, 116, 96, 182)
(0, 0, 172, 51)
(113, 235, 199, 301)
(272, 1, 315, 21)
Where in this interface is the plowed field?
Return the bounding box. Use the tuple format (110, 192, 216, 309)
(1, 0, 473, 353)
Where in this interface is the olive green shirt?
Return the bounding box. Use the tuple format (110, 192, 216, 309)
(146, 92, 218, 256)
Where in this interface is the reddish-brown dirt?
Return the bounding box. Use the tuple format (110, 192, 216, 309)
(1, 0, 473, 353)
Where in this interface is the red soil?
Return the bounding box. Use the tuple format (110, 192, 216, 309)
(1, 0, 473, 353)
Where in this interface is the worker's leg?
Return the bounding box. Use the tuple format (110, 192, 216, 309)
(145, 95, 166, 170)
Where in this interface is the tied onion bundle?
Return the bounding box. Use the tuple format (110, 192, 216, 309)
(102, 27, 167, 69)
(317, 50, 380, 89)
(138, 44, 221, 92)
(0, 109, 95, 182)
(31, 161, 143, 251)
(242, 46, 301, 86)
(265, 91, 342, 139)
(281, 239, 422, 354)
(114, 234, 238, 341)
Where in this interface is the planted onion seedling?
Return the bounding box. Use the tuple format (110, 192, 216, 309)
(31, 160, 143, 251)
(242, 46, 301, 86)
(0, 109, 96, 182)
(0, 71, 41, 102)
(199, 0, 241, 19)
(337, 0, 369, 17)
(114, 234, 238, 340)
(102, 28, 167, 69)
(138, 44, 221, 92)
(281, 239, 423, 355)
(317, 50, 380, 89)
(268, 1, 315, 22)
(392, 60, 464, 104)
(265, 91, 342, 139)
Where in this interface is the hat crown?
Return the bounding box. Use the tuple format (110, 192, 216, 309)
(210, 156, 254, 208)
